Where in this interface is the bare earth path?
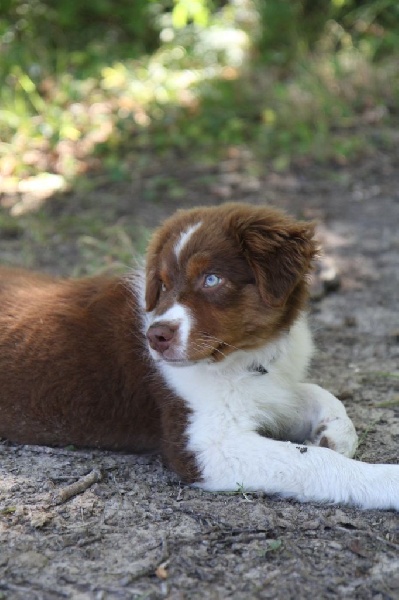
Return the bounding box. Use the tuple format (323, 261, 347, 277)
(0, 153, 398, 599)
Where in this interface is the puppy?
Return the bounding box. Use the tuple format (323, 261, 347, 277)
(0, 203, 397, 510)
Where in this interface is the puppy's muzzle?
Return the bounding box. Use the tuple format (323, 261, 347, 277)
(146, 323, 179, 355)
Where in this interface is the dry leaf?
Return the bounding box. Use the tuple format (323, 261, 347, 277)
(155, 564, 168, 580)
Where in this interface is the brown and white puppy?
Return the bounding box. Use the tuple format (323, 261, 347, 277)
(0, 203, 397, 510)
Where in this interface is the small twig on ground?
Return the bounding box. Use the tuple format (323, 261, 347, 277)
(127, 536, 169, 583)
(77, 535, 103, 547)
(155, 537, 170, 580)
(52, 469, 102, 505)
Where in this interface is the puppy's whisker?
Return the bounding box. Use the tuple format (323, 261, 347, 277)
(188, 340, 228, 360)
(197, 342, 228, 359)
(197, 335, 240, 352)
(190, 341, 216, 355)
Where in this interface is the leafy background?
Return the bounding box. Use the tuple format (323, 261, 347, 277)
(1, 0, 398, 181)
(0, 0, 399, 274)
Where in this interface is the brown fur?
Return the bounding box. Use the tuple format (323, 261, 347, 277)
(0, 267, 198, 480)
(0, 203, 317, 483)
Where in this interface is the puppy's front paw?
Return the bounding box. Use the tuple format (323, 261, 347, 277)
(306, 417, 358, 458)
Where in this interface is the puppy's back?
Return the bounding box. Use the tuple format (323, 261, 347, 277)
(0, 267, 162, 452)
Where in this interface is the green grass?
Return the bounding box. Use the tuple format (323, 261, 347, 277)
(0, 200, 151, 276)
(258, 539, 283, 556)
(374, 397, 399, 408)
(1, 1, 399, 184)
(353, 419, 380, 460)
(370, 371, 399, 379)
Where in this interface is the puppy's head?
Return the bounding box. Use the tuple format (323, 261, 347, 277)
(145, 203, 317, 365)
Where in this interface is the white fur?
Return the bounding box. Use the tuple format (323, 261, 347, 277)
(134, 266, 399, 510)
(147, 302, 194, 362)
(174, 222, 202, 260)
(156, 316, 399, 510)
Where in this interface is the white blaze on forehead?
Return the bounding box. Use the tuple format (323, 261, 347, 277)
(174, 222, 202, 260)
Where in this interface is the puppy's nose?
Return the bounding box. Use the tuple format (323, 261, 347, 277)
(146, 324, 177, 354)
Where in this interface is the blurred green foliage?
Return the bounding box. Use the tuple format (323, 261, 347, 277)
(0, 0, 160, 58)
(1, 0, 399, 180)
(256, 0, 399, 64)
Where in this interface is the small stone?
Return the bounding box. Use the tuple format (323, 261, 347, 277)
(13, 551, 48, 569)
(344, 316, 357, 327)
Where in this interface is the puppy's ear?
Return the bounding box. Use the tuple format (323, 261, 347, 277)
(237, 213, 318, 306)
(145, 265, 160, 312)
(145, 235, 163, 312)
(145, 219, 169, 312)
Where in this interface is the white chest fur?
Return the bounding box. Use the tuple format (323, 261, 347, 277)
(157, 315, 399, 510)
(160, 316, 314, 443)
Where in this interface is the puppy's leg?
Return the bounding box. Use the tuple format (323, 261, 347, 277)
(192, 432, 399, 510)
(297, 383, 358, 457)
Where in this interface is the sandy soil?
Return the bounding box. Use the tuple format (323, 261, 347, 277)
(0, 153, 398, 599)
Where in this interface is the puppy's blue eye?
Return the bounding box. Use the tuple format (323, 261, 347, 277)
(204, 274, 222, 288)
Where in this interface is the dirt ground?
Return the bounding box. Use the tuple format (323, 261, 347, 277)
(0, 150, 398, 599)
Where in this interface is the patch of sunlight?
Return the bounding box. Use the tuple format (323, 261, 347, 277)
(261, 109, 276, 125)
(195, 26, 250, 67)
(0, 173, 67, 216)
(1, 0, 256, 180)
(101, 63, 129, 89)
(100, 19, 250, 118)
